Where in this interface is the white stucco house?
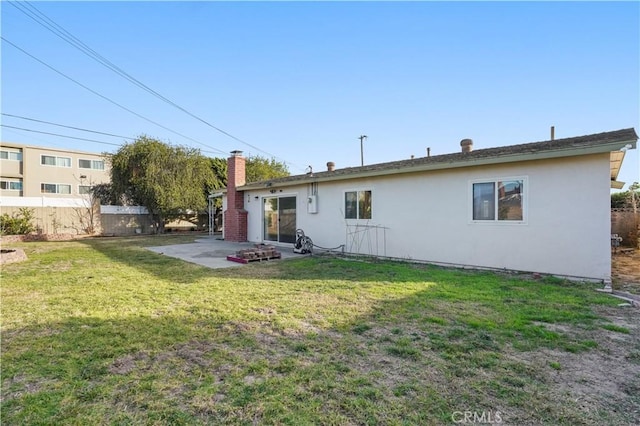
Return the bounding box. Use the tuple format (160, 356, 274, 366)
(222, 128, 638, 283)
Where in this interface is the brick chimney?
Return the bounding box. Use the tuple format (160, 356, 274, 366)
(224, 150, 248, 242)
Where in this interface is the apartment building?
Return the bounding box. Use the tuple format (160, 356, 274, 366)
(1, 142, 111, 234)
(1, 142, 207, 235)
(1, 142, 110, 199)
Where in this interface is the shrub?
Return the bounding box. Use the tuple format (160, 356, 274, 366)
(0, 208, 36, 235)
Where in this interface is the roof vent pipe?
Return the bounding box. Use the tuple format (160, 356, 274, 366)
(551, 126, 555, 141)
(460, 139, 473, 153)
(327, 161, 335, 172)
(427, 147, 431, 157)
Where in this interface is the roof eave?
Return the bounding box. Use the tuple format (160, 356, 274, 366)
(611, 181, 625, 190)
(238, 138, 636, 191)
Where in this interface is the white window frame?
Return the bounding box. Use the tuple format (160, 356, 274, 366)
(0, 179, 23, 191)
(41, 182, 72, 195)
(469, 176, 528, 225)
(344, 189, 373, 220)
(41, 155, 72, 168)
(0, 150, 22, 161)
(78, 158, 105, 170)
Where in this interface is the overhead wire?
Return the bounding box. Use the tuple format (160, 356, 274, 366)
(1, 125, 123, 146)
(0, 118, 227, 157)
(7, 0, 305, 172)
(1, 113, 135, 140)
(1, 36, 228, 157)
(2, 127, 69, 149)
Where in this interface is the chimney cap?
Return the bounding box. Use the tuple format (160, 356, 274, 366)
(460, 139, 473, 153)
(230, 150, 243, 157)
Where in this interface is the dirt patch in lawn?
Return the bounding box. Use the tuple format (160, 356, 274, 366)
(612, 248, 640, 294)
(514, 305, 640, 423)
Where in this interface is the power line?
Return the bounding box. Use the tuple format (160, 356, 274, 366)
(1, 36, 228, 157)
(8, 1, 175, 109)
(1, 113, 135, 140)
(1, 123, 228, 158)
(8, 0, 304, 171)
(1, 125, 123, 146)
(2, 127, 68, 149)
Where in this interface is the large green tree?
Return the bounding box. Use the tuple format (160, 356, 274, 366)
(208, 157, 228, 191)
(245, 155, 290, 183)
(110, 136, 215, 232)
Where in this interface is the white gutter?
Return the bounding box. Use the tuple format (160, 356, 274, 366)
(239, 138, 637, 191)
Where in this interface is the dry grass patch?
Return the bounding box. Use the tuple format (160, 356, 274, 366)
(612, 248, 640, 294)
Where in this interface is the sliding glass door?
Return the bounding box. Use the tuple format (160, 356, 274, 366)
(263, 196, 296, 243)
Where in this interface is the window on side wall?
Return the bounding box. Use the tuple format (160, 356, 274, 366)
(472, 178, 525, 222)
(1, 150, 22, 161)
(41, 183, 72, 194)
(345, 190, 372, 219)
(41, 155, 71, 167)
(79, 159, 105, 170)
(1, 180, 23, 191)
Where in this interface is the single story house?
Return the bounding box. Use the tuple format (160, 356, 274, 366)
(222, 128, 638, 283)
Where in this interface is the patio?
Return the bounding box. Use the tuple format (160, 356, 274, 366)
(146, 236, 303, 269)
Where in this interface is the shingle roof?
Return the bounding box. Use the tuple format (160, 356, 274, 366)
(239, 128, 638, 190)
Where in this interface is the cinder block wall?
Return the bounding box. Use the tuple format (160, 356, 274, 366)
(1, 205, 99, 235)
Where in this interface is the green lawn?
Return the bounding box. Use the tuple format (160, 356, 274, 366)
(2, 236, 639, 425)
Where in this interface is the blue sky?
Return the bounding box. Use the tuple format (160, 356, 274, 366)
(2, 1, 639, 189)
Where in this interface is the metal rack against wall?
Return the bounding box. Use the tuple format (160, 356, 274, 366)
(345, 223, 389, 257)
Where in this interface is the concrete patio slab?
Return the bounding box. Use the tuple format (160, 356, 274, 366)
(146, 236, 302, 269)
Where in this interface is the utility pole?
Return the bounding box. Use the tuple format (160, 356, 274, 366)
(359, 135, 367, 166)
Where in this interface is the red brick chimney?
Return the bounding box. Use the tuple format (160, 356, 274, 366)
(224, 150, 247, 242)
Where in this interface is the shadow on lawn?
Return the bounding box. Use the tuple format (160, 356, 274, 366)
(0, 294, 532, 424)
(78, 234, 470, 285)
(75, 235, 598, 289)
(77, 235, 218, 284)
(3, 264, 637, 425)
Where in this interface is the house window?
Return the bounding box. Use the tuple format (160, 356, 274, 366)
(41, 183, 72, 194)
(0, 180, 22, 191)
(0, 150, 22, 161)
(79, 159, 105, 170)
(472, 179, 525, 222)
(345, 190, 372, 219)
(41, 155, 71, 167)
